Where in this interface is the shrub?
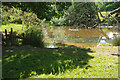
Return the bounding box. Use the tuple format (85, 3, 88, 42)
(3, 31, 19, 46)
(50, 16, 66, 26)
(112, 38, 120, 46)
(22, 27, 44, 48)
(2, 6, 41, 27)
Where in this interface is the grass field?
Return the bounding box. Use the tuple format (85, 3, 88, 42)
(2, 45, 118, 78)
(0, 23, 25, 34)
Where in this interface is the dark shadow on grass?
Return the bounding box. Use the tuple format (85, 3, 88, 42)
(2, 45, 94, 78)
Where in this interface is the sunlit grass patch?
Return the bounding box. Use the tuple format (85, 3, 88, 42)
(87, 53, 118, 78)
(1, 23, 41, 34)
(0, 23, 25, 34)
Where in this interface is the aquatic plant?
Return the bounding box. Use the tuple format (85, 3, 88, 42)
(112, 38, 120, 46)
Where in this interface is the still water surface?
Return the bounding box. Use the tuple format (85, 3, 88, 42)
(42, 26, 119, 48)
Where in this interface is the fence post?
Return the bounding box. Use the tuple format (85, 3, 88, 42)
(5, 29, 7, 41)
(10, 28, 13, 45)
(22, 33, 24, 38)
(2, 34, 4, 41)
(10, 28, 13, 34)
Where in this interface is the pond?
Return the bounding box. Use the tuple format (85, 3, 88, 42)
(42, 26, 119, 48)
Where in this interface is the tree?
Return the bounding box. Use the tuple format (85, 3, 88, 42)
(95, 4, 120, 27)
(2, 2, 72, 21)
(64, 2, 98, 28)
(2, 6, 42, 27)
(97, 2, 120, 11)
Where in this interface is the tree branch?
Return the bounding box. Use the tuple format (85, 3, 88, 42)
(101, 7, 120, 23)
(93, 7, 120, 28)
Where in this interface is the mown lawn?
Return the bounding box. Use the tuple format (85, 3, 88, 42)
(2, 45, 118, 78)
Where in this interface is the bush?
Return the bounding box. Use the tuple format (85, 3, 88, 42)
(2, 6, 41, 27)
(4, 33, 19, 46)
(22, 27, 44, 48)
(112, 38, 120, 46)
(50, 16, 66, 26)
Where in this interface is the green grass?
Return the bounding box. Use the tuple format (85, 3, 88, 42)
(0, 23, 27, 34)
(2, 46, 118, 78)
(1, 23, 119, 78)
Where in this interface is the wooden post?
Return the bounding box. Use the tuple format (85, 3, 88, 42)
(10, 28, 13, 45)
(10, 28, 13, 34)
(2, 34, 4, 41)
(5, 29, 7, 40)
(31, 30, 33, 37)
(22, 33, 24, 38)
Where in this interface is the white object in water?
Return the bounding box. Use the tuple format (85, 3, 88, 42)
(107, 32, 114, 39)
(100, 40, 106, 44)
(47, 44, 56, 48)
(106, 32, 118, 39)
(68, 29, 79, 31)
(102, 37, 106, 40)
(97, 40, 108, 47)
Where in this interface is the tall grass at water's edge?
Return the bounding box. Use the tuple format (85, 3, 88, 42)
(112, 38, 120, 46)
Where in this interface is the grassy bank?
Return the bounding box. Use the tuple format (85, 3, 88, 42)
(2, 45, 118, 78)
(0, 23, 23, 31)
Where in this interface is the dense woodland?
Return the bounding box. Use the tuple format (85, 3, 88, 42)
(2, 2, 120, 27)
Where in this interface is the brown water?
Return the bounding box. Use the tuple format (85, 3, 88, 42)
(42, 26, 119, 48)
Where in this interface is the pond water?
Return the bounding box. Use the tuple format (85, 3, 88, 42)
(42, 26, 119, 48)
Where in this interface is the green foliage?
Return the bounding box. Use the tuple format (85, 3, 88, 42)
(4, 32, 19, 46)
(22, 27, 44, 48)
(2, 6, 41, 27)
(100, 2, 120, 11)
(112, 38, 120, 46)
(64, 2, 98, 27)
(2, 2, 72, 21)
(96, 2, 120, 11)
(50, 2, 99, 27)
(50, 16, 66, 26)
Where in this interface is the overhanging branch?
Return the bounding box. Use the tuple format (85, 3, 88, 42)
(101, 7, 120, 23)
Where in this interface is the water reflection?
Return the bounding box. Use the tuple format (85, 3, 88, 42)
(42, 26, 119, 48)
